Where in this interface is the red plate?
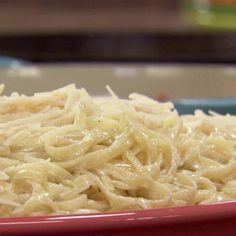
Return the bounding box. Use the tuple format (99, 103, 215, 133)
(1, 201, 236, 236)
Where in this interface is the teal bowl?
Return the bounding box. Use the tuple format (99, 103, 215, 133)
(0, 56, 28, 67)
(173, 98, 236, 115)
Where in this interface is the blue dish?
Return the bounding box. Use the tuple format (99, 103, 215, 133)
(0, 56, 29, 67)
(173, 98, 236, 115)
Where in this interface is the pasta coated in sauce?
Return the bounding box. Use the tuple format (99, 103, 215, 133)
(0, 84, 236, 217)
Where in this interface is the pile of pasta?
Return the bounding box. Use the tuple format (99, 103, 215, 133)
(0, 84, 236, 217)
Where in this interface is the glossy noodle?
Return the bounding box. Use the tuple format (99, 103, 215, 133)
(0, 84, 236, 217)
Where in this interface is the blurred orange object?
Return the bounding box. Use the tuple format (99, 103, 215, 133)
(210, 0, 236, 4)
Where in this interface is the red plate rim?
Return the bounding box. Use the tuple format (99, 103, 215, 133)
(1, 201, 236, 234)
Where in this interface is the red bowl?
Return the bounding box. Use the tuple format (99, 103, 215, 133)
(1, 202, 236, 236)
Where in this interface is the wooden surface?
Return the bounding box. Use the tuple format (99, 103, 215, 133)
(0, 0, 235, 63)
(0, 0, 186, 35)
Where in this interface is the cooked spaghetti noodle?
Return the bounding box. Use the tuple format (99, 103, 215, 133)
(0, 84, 236, 217)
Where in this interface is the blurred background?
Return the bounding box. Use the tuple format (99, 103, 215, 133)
(0, 0, 235, 63)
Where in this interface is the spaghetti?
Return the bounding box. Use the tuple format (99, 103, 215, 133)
(0, 84, 236, 217)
